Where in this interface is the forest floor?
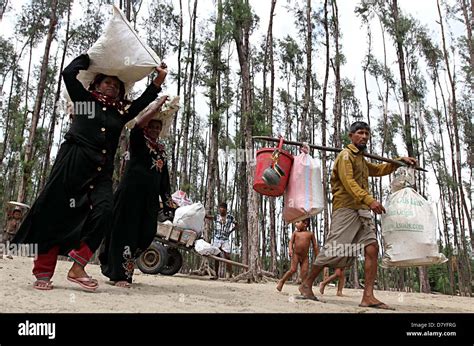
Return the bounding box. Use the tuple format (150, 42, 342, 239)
(1, 256, 473, 313)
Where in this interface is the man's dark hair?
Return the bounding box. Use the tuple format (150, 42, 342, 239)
(219, 202, 228, 209)
(349, 121, 370, 134)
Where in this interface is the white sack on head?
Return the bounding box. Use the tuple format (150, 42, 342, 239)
(65, 5, 160, 101)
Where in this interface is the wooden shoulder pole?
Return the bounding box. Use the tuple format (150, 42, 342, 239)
(252, 136, 428, 172)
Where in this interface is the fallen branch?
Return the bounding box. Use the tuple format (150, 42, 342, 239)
(205, 254, 249, 269)
(231, 269, 277, 283)
(252, 136, 428, 172)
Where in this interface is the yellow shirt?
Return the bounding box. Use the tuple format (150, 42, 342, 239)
(331, 144, 398, 211)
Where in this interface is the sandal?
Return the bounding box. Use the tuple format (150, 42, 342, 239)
(67, 276, 98, 292)
(34, 280, 53, 291)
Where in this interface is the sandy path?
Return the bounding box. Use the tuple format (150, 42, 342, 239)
(1, 257, 472, 313)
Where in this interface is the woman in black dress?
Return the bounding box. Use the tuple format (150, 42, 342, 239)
(12, 54, 168, 291)
(99, 96, 173, 287)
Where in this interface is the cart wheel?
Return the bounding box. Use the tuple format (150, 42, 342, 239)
(136, 242, 168, 275)
(159, 248, 183, 276)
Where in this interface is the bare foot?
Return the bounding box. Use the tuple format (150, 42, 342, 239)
(114, 281, 131, 288)
(359, 297, 394, 310)
(298, 283, 315, 298)
(276, 281, 283, 292)
(336, 291, 345, 297)
(319, 282, 326, 295)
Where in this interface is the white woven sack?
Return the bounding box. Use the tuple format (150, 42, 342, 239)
(381, 187, 447, 267)
(66, 5, 160, 99)
(173, 203, 205, 236)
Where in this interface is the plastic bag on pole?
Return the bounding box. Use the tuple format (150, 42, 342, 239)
(283, 153, 324, 223)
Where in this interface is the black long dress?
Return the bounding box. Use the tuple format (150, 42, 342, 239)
(99, 126, 171, 283)
(12, 54, 162, 255)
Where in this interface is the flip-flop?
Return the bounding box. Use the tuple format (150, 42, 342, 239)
(67, 276, 98, 292)
(359, 303, 396, 310)
(34, 280, 53, 291)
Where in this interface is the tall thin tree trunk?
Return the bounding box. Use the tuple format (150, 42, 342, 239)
(391, 0, 414, 157)
(232, 0, 263, 282)
(17, 0, 59, 203)
(437, 0, 473, 255)
(331, 0, 342, 149)
(299, 0, 311, 142)
(321, 0, 330, 241)
(460, 0, 473, 86)
(40, 0, 71, 190)
(264, 0, 277, 274)
(180, 0, 198, 190)
(0, 40, 29, 165)
(170, 0, 183, 188)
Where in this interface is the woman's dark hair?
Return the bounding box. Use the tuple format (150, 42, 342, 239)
(148, 119, 163, 126)
(88, 73, 126, 100)
(219, 202, 228, 209)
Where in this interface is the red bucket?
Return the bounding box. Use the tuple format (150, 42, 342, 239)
(253, 137, 294, 197)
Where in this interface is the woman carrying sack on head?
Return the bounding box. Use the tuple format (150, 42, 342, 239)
(12, 54, 168, 292)
(99, 96, 175, 288)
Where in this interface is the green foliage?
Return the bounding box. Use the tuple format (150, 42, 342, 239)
(16, 0, 51, 44)
(278, 35, 303, 74)
(144, 0, 180, 60)
(416, 26, 443, 71)
(223, 0, 258, 38)
(341, 78, 362, 121)
(68, 0, 106, 54)
(0, 38, 16, 80)
(251, 88, 271, 136)
(428, 263, 453, 294)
